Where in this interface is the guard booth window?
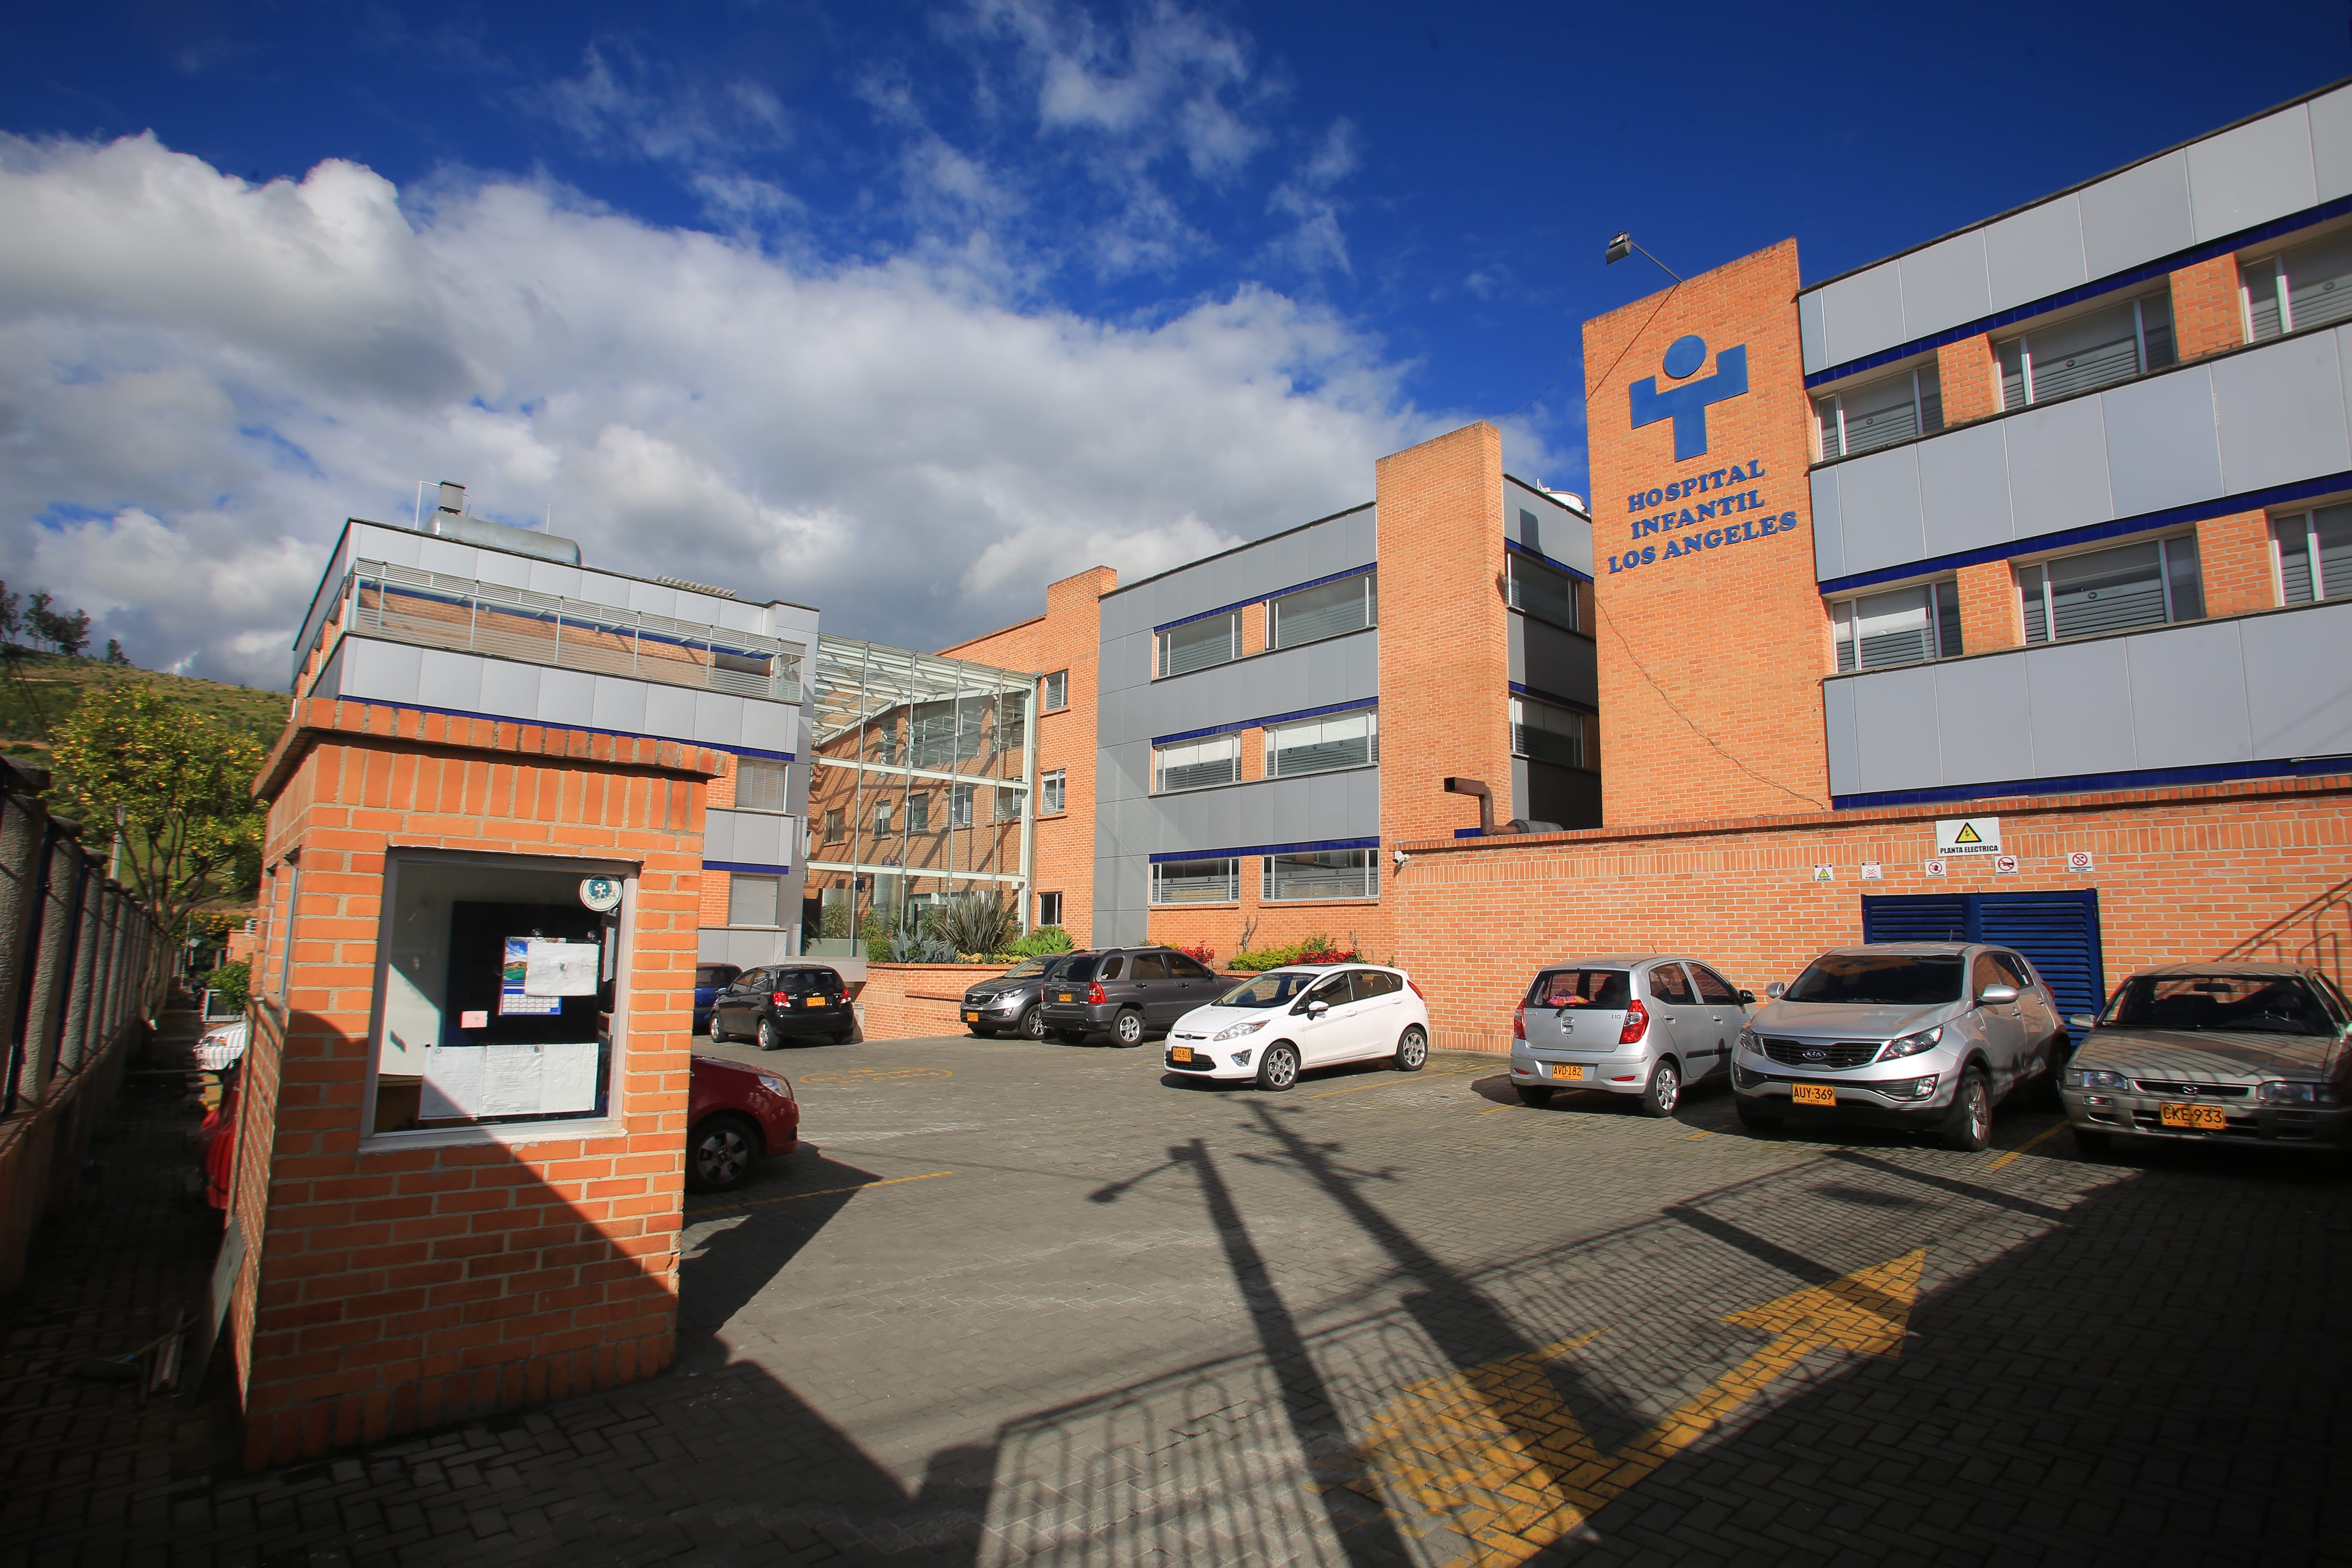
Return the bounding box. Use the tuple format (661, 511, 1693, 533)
(371, 853, 630, 1136)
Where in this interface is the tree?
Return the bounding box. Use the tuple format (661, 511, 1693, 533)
(26, 595, 91, 657)
(48, 686, 265, 936)
(104, 639, 131, 666)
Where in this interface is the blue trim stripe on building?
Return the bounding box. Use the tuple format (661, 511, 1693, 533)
(1831, 753, 2352, 813)
(705, 859, 795, 876)
(1507, 681, 1597, 717)
(1802, 194, 2352, 390)
(322, 695, 797, 763)
(1817, 469, 2352, 597)
(1148, 836, 1381, 865)
(1503, 537, 1595, 584)
(1152, 697, 1379, 748)
(1152, 563, 1376, 634)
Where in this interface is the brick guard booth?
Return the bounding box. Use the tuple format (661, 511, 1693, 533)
(225, 698, 721, 1466)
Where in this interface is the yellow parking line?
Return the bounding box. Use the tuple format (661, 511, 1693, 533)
(1479, 1105, 1514, 1115)
(685, 1169, 952, 1217)
(1986, 1120, 2071, 1172)
(1306, 1067, 1488, 1100)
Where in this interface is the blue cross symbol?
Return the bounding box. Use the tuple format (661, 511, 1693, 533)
(1629, 334, 1748, 461)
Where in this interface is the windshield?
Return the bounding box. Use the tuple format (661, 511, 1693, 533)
(998, 956, 1066, 981)
(1786, 954, 1964, 1006)
(2103, 974, 2336, 1035)
(1059, 955, 1101, 983)
(1524, 969, 1631, 1009)
(1217, 972, 1321, 1009)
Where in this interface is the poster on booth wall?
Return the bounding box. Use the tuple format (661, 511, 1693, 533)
(523, 938, 601, 997)
(497, 937, 589, 1014)
(421, 1041, 601, 1119)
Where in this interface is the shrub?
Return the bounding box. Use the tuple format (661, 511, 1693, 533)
(929, 890, 1020, 956)
(1008, 924, 1074, 957)
(1227, 934, 1356, 971)
(208, 958, 250, 1010)
(1172, 941, 1214, 966)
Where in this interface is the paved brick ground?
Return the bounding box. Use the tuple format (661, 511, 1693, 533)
(5, 1030, 2348, 1566)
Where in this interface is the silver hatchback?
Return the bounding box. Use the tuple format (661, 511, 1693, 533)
(1509, 955, 1755, 1116)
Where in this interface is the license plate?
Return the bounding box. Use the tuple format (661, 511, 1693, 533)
(963, 1011, 980, 1023)
(1550, 1062, 1585, 1081)
(2161, 1102, 2226, 1129)
(1058, 991, 1074, 1003)
(1172, 1046, 1194, 1063)
(1791, 1083, 1837, 1106)
(802, 997, 821, 1007)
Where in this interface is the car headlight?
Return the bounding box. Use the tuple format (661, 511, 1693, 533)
(1212, 1018, 1270, 1042)
(1876, 1074, 1938, 1100)
(2257, 1080, 2345, 1106)
(758, 1075, 791, 1099)
(1879, 1025, 1942, 1060)
(1737, 1026, 1758, 1051)
(2064, 1067, 2129, 1091)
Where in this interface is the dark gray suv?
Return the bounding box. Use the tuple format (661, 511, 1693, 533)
(1038, 948, 1224, 1046)
(960, 953, 1078, 1040)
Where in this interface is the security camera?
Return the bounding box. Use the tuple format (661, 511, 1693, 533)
(1392, 848, 1410, 869)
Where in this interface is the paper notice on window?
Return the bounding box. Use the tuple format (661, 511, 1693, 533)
(420, 1046, 485, 1120)
(523, 939, 602, 998)
(499, 938, 562, 1016)
(482, 1043, 549, 1116)
(419, 1042, 600, 1120)
(539, 1042, 601, 1114)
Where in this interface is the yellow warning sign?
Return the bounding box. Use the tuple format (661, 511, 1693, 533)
(1952, 823, 1982, 844)
(1935, 816, 2001, 856)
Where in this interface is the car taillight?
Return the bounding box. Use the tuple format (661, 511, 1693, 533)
(772, 991, 791, 1007)
(1619, 999, 1649, 1045)
(1408, 979, 1425, 1000)
(1088, 981, 1107, 1005)
(1512, 1002, 1526, 1040)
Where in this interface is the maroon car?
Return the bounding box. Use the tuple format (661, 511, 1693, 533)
(687, 1054, 800, 1192)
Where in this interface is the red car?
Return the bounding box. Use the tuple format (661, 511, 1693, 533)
(688, 1054, 800, 1192)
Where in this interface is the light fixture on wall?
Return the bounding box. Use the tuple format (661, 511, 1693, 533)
(1392, 848, 1410, 869)
(1604, 232, 1683, 283)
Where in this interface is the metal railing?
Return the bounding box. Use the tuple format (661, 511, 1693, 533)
(341, 559, 805, 704)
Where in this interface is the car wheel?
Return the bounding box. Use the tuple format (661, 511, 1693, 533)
(1637, 1058, 1680, 1118)
(1514, 1085, 1553, 1108)
(1111, 1009, 1145, 1047)
(756, 1018, 782, 1052)
(1393, 1026, 1429, 1072)
(2071, 1126, 2111, 1158)
(2030, 1038, 2067, 1109)
(706, 1011, 728, 1043)
(1940, 1068, 1993, 1152)
(1018, 1005, 1046, 1041)
(685, 1114, 760, 1193)
(829, 1029, 853, 1045)
(1735, 1098, 1781, 1132)
(1255, 1043, 1299, 1091)
(1057, 1028, 1089, 1045)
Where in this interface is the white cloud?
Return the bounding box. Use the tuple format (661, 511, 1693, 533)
(0, 132, 1444, 686)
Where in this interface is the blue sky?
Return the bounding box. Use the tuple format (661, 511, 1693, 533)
(3, 1, 2346, 679)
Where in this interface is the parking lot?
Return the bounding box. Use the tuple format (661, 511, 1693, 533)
(87, 1031, 2352, 1566)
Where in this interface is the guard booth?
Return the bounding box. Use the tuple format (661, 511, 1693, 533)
(222, 697, 723, 1467)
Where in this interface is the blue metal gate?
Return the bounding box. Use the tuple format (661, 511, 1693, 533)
(1860, 889, 2107, 1047)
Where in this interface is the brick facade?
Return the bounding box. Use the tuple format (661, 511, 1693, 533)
(2196, 509, 2278, 617)
(1953, 559, 2021, 655)
(229, 699, 720, 1467)
(2169, 254, 2246, 363)
(1934, 335, 2002, 426)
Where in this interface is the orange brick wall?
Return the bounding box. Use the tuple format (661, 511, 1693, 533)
(2197, 509, 2278, 617)
(1935, 336, 2001, 426)
(231, 699, 720, 1467)
(1585, 241, 1831, 826)
(1954, 559, 2020, 654)
(1385, 774, 2352, 1055)
(2170, 254, 2245, 361)
(941, 567, 1116, 943)
(1147, 889, 1389, 968)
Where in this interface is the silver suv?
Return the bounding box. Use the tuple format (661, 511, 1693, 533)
(1733, 942, 2065, 1151)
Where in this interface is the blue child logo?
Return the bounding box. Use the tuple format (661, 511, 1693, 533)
(1629, 334, 1748, 461)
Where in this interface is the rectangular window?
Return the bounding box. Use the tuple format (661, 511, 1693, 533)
(873, 799, 893, 836)
(1266, 710, 1377, 777)
(1506, 554, 1584, 631)
(1832, 581, 1964, 671)
(1037, 891, 1063, 927)
(1815, 365, 1945, 459)
(1263, 849, 1377, 902)
(728, 873, 783, 927)
(1152, 858, 1240, 904)
(1041, 669, 1068, 710)
(2275, 503, 2352, 603)
(1271, 573, 1375, 649)
(1997, 292, 2175, 411)
(823, 808, 843, 842)
(1041, 769, 1066, 814)
(1154, 735, 1239, 793)
(735, 756, 789, 813)
(1158, 612, 1238, 677)
(951, 784, 974, 828)
(2243, 228, 2352, 341)
(2020, 536, 2203, 644)
(1509, 696, 1596, 770)
(998, 690, 1028, 754)
(993, 784, 1024, 822)
(906, 792, 930, 833)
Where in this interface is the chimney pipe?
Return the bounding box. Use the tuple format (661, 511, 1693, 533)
(1442, 777, 1495, 835)
(436, 480, 466, 517)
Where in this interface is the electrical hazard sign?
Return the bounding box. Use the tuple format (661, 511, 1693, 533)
(1935, 817, 2002, 857)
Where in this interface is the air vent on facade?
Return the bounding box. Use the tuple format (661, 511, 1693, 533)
(656, 575, 738, 599)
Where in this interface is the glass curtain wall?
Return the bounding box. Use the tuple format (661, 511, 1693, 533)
(802, 636, 1037, 954)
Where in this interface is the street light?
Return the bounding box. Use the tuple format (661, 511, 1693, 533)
(1604, 232, 1684, 283)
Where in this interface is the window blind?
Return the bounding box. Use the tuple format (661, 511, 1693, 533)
(1272, 575, 1372, 648)
(1154, 735, 1238, 792)
(1263, 851, 1376, 902)
(1152, 859, 1239, 904)
(1159, 614, 1237, 676)
(1267, 711, 1376, 777)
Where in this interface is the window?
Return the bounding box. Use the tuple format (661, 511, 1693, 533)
(2243, 227, 2352, 341)
(1037, 891, 1063, 927)
(1263, 849, 1376, 902)
(1506, 554, 1584, 631)
(2275, 503, 2352, 604)
(1154, 735, 1239, 792)
(1158, 612, 1238, 677)
(1648, 963, 1695, 1004)
(1815, 365, 1944, 459)
(1041, 769, 1066, 814)
(1131, 952, 1168, 980)
(1042, 669, 1068, 710)
(1168, 953, 1213, 980)
(1151, 858, 1240, 904)
(1354, 968, 1401, 998)
(1265, 710, 1377, 777)
(1690, 964, 1742, 1005)
(950, 784, 974, 828)
(1997, 292, 2175, 410)
(905, 792, 930, 833)
(1271, 573, 1375, 648)
(735, 756, 789, 812)
(2020, 536, 2203, 644)
(873, 799, 893, 836)
(823, 808, 843, 842)
(728, 873, 783, 927)
(906, 699, 985, 768)
(993, 784, 1024, 822)
(1510, 696, 1596, 770)
(998, 691, 1028, 754)
(1832, 581, 1963, 671)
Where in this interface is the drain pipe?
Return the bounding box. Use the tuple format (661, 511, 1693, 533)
(1442, 777, 1495, 836)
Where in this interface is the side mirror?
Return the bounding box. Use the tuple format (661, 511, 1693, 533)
(2067, 1013, 2097, 1031)
(1765, 982, 1786, 1000)
(1977, 984, 2021, 1005)
(1737, 989, 1756, 1005)
(1306, 999, 1330, 1016)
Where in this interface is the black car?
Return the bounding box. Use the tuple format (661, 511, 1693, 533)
(961, 953, 1078, 1040)
(710, 964, 855, 1048)
(1037, 947, 1223, 1046)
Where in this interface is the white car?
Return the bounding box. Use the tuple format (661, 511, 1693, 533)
(1161, 964, 1431, 1090)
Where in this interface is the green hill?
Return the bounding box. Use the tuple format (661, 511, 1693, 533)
(0, 651, 290, 762)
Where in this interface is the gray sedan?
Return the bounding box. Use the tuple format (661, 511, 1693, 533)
(2060, 963, 2352, 1156)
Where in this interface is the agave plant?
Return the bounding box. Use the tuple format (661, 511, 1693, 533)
(927, 890, 1021, 956)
